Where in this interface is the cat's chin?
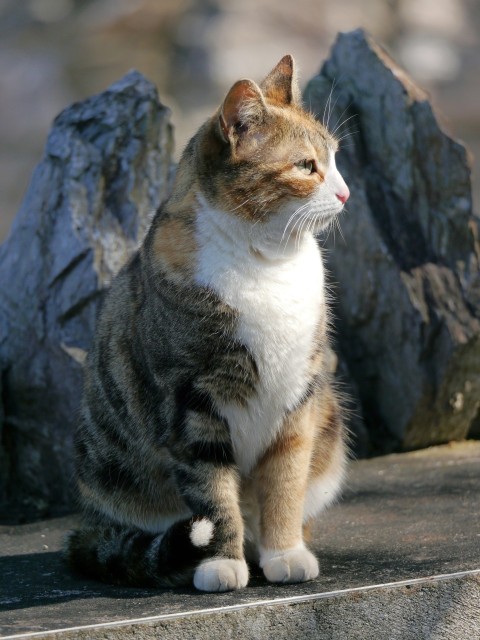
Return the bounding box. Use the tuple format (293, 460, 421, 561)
(311, 212, 340, 233)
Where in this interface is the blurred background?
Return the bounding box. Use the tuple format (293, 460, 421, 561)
(0, 0, 479, 242)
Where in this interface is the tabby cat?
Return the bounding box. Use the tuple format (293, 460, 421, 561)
(66, 55, 350, 592)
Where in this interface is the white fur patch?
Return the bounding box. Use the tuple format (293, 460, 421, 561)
(325, 150, 349, 202)
(259, 543, 319, 583)
(193, 557, 249, 592)
(194, 200, 324, 474)
(303, 455, 347, 521)
(189, 518, 214, 548)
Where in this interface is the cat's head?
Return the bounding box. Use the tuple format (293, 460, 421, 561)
(195, 55, 349, 243)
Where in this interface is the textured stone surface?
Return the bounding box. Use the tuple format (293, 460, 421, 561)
(0, 71, 174, 520)
(1, 442, 479, 639)
(305, 29, 480, 453)
(1, 575, 479, 640)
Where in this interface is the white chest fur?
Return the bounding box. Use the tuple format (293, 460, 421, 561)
(194, 207, 325, 474)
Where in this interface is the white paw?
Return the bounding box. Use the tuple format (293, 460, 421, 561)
(260, 545, 319, 583)
(193, 558, 249, 592)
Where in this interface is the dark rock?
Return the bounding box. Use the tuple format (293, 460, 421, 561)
(0, 71, 174, 520)
(305, 30, 480, 453)
(468, 408, 480, 439)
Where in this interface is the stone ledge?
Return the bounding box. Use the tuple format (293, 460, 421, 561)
(3, 571, 480, 640)
(1, 441, 479, 639)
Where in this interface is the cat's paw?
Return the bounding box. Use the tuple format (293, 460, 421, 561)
(193, 558, 249, 592)
(260, 545, 319, 583)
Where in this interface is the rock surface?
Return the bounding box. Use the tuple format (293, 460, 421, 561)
(0, 71, 174, 520)
(305, 29, 480, 453)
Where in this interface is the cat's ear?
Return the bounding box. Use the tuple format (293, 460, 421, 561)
(219, 79, 266, 143)
(260, 54, 301, 107)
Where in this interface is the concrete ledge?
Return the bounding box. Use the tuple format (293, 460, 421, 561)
(3, 571, 480, 640)
(2, 441, 479, 639)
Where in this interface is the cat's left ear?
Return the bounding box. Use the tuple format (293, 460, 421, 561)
(260, 54, 301, 107)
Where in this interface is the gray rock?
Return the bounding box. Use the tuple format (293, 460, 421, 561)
(0, 71, 174, 520)
(305, 30, 480, 452)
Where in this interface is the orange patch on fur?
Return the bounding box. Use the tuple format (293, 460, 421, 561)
(308, 389, 345, 480)
(260, 431, 309, 464)
(303, 518, 314, 543)
(152, 218, 196, 274)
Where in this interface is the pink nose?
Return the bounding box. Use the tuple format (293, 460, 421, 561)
(336, 186, 350, 204)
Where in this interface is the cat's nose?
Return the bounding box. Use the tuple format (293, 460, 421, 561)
(336, 186, 350, 204)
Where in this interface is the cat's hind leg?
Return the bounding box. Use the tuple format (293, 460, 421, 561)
(65, 515, 216, 588)
(303, 384, 348, 539)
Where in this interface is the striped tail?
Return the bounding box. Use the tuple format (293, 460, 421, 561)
(65, 516, 215, 588)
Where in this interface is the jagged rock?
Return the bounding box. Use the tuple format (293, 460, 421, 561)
(304, 30, 480, 453)
(0, 71, 174, 520)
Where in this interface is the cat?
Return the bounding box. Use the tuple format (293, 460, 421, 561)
(65, 54, 350, 592)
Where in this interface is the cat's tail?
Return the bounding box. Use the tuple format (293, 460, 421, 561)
(65, 516, 215, 588)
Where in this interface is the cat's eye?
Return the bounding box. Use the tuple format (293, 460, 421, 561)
(295, 159, 315, 175)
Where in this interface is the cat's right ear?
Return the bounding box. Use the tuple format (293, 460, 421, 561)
(218, 79, 266, 144)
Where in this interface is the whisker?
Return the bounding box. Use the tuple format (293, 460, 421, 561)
(280, 203, 311, 246)
(331, 113, 358, 137)
(286, 208, 311, 252)
(322, 80, 334, 128)
(317, 214, 335, 247)
(326, 93, 341, 131)
(307, 214, 318, 239)
(335, 216, 346, 244)
(323, 77, 337, 129)
(330, 101, 352, 134)
(287, 212, 308, 252)
(326, 78, 338, 130)
(295, 210, 313, 250)
(229, 197, 253, 212)
(336, 129, 359, 142)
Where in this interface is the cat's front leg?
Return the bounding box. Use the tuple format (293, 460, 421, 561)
(255, 400, 320, 583)
(172, 424, 248, 592)
(192, 486, 249, 593)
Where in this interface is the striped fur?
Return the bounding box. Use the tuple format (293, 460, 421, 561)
(66, 55, 349, 592)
